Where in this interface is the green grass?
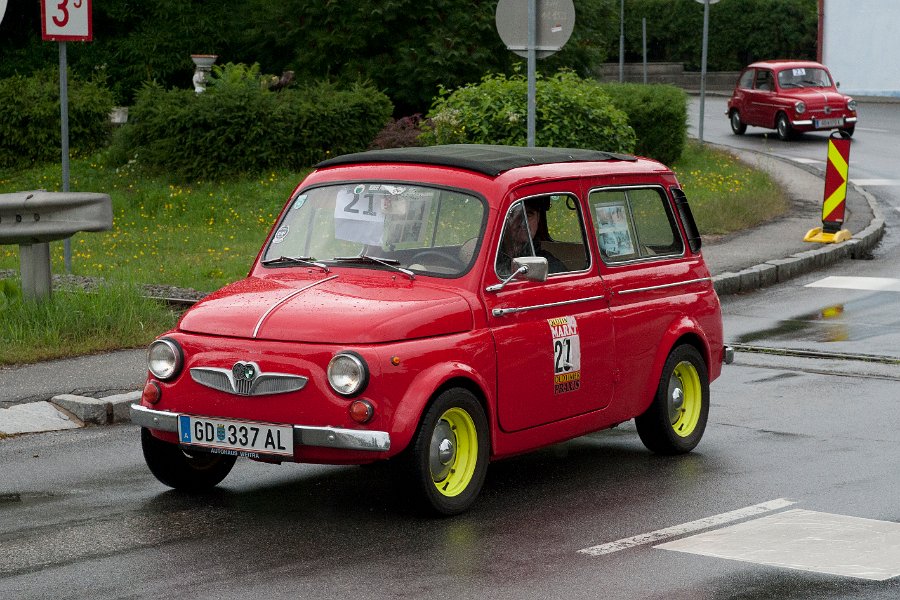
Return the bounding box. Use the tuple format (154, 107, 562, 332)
(673, 140, 788, 235)
(0, 142, 787, 363)
(0, 156, 310, 293)
(0, 282, 178, 365)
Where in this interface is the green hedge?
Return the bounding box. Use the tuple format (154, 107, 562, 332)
(420, 71, 636, 154)
(599, 83, 687, 166)
(109, 65, 393, 181)
(0, 70, 114, 169)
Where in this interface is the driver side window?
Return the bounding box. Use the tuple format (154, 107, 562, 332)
(495, 194, 589, 278)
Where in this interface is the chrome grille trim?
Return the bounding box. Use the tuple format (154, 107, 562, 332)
(190, 366, 308, 396)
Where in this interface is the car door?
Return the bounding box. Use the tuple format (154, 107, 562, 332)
(747, 68, 776, 126)
(589, 183, 710, 416)
(484, 185, 616, 433)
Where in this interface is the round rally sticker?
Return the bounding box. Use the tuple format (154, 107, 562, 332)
(273, 225, 289, 244)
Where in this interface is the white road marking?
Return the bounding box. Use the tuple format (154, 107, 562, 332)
(656, 509, 900, 581)
(788, 157, 821, 165)
(806, 275, 900, 292)
(577, 498, 795, 556)
(851, 178, 900, 186)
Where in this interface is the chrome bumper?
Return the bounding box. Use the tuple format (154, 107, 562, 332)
(130, 404, 391, 452)
(724, 345, 735, 365)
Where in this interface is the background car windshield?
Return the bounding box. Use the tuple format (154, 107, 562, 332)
(777, 67, 832, 88)
(263, 183, 485, 277)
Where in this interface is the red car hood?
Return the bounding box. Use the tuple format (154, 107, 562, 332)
(178, 274, 474, 344)
(784, 88, 848, 108)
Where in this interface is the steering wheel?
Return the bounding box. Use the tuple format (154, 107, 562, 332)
(408, 250, 465, 271)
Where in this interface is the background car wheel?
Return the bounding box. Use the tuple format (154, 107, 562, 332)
(840, 126, 855, 137)
(635, 345, 709, 455)
(141, 427, 236, 491)
(404, 388, 489, 516)
(776, 113, 794, 140)
(729, 110, 747, 135)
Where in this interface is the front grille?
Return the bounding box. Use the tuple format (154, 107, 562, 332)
(190, 367, 308, 396)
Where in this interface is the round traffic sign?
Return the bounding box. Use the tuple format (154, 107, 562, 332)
(496, 0, 575, 59)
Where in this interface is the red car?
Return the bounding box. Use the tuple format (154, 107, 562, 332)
(727, 60, 857, 140)
(132, 144, 730, 514)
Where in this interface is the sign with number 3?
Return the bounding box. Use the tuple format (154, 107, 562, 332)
(41, 0, 93, 41)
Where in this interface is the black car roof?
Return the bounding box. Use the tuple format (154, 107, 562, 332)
(315, 144, 637, 177)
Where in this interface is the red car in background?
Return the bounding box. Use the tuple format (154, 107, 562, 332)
(132, 144, 730, 515)
(727, 60, 857, 140)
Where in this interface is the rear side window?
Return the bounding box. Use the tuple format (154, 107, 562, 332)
(589, 187, 684, 264)
(737, 70, 753, 89)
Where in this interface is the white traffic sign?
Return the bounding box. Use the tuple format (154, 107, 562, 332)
(41, 0, 93, 41)
(0, 0, 8, 27)
(496, 0, 575, 59)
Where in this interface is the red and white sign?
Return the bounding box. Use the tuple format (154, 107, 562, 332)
(41, 0, 93, 42)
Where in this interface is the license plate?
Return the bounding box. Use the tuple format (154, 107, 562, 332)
(178, 415, 294, 457)
(814, 117, 844, 128)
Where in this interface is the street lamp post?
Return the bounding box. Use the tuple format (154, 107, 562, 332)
(696, 0, 720, 142)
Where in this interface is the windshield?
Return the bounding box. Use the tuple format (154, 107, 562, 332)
(777, 67, 833, 89)
(262, 183, 485, 277)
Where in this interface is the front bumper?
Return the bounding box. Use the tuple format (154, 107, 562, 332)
(131, 404, 391, 452)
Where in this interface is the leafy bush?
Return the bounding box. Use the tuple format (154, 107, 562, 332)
(420, 71, 636, 154)
(370, 115, 427, 149)
(0, 69, 114, 169)
(600, 83, 687, 166)
(108, 64, 392, 180)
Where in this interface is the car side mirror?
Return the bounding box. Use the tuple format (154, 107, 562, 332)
(513, 256, 548, 282)
(486, 256, 548, 292)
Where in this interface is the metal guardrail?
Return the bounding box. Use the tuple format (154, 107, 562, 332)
(0, 191, 112, 300)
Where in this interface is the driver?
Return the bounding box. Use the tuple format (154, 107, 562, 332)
(496, 196, 565, 277)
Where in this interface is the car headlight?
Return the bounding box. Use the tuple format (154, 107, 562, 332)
(148, 338, 183, 381)
(327, 352, 369, 397)
(794, 101, 806, 115)
(847, 98, 857, 111)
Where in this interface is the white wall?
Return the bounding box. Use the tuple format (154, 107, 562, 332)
(822, 0, 900, 98)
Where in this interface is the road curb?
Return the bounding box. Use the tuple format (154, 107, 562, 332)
(51, 390, 141, 426)
(712, 174, 885, 297)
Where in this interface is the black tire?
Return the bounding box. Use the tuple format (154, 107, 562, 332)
(635, 345, 709, 455)
(840, 125, 855, 138)
(141, 427, 236, 491)
(729, 110, 747, 135)
(402, 388, 489, 516)
(776, 113, 793, 141)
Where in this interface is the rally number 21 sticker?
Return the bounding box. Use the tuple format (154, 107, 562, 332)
(548, 316, 581, 394)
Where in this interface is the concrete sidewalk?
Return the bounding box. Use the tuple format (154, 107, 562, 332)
(0, 148, 885, 436)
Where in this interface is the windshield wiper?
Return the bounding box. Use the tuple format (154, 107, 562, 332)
(331, 255, 415, 280)
(261, 255, 330, 272)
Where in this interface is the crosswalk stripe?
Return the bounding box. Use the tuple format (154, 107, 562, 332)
(806, 276, 900, 292)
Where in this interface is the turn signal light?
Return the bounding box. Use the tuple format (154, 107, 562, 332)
(142, 381, 162, 405)
(349, 399, 374, 424)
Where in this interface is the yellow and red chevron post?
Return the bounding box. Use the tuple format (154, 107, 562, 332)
(804, 130, 852, 243)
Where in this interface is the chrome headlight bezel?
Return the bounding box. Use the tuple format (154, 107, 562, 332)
(794, 101, 806, 115)
(148, 338, 184, 381)
(847, 98, 857, 112)
(327, 352, 369, 397)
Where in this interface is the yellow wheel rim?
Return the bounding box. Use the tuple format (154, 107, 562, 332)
(429, 407, 478, 497)
(668, 361, 702, 438)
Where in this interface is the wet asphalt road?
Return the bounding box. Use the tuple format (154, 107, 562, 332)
(2, 100, 900, 599)
(2, 354, 900, 600)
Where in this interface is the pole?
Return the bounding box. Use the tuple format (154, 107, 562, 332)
(618, 0, 625, 82)
(527, 0, 536, 147)
(59, 41, 72, 272)
(698, 0, 710, 142)
(642, 18, 647, 84)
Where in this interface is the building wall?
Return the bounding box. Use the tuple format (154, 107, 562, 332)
(821, 0, 900, 98)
